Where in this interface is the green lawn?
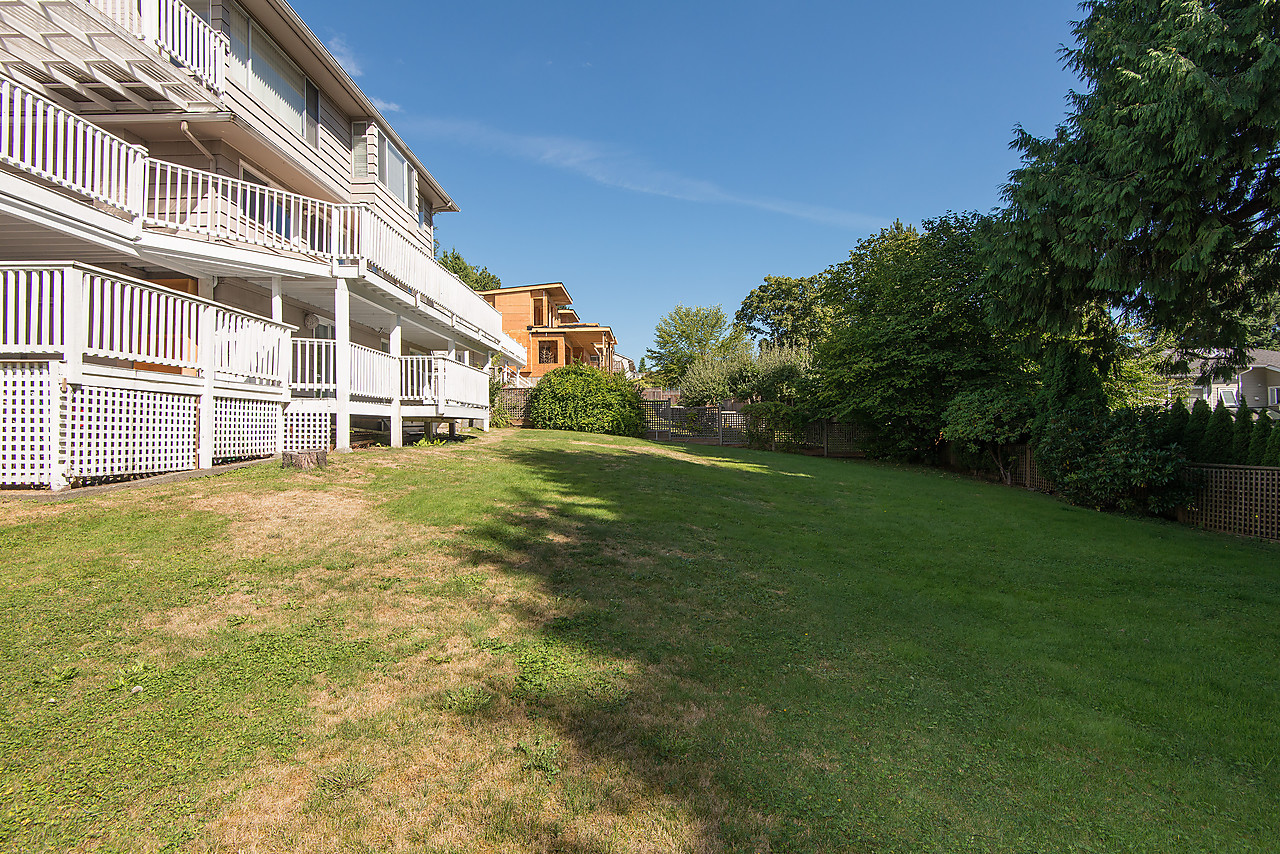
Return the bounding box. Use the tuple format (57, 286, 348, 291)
(1, 429, 1276, 852)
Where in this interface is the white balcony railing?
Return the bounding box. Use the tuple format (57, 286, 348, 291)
(287, 342, 489, 411)
(0, 79, 146, 213)
(1, 263, 291, 385)
(89, 0, 228, 94)
(0, 75, 517, 360)
(145, 160, 361, 258)
(291, 338, 336, 394)
(350, 342, 397, 402)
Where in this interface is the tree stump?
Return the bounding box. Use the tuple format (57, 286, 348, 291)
(282, 450, 327, 470)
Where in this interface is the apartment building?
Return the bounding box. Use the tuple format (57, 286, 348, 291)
(478, 283, 617, 383)
(0, 0, 525, 489)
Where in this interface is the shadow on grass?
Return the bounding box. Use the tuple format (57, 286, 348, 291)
(386, 433, 1280, 852)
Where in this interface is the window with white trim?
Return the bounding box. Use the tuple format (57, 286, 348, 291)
(1220, 388, 1238, 407)
(378, 130, 411, 207)
(1269, 386, 1279, 406)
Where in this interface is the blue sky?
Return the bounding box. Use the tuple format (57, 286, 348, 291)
(295, 0, 1085, 360)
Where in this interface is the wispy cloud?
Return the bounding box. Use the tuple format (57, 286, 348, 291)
(371, 98, 401, 113)
(402, 117, 880, 231)
(326, 36, 362, 78)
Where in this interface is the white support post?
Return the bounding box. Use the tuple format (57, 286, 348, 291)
(62, 265, 85, 387)
(198, 303, 216, 469)
(270, 278, 283, 322)
(390, 314, 403, 448)
(335, 278, 352, 452)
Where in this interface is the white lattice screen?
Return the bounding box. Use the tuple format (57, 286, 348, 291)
(284, 410, 333, 452)
(0, 362, 54, 486)
(214, 397, 280, 461)
(67, 385, 198, 479)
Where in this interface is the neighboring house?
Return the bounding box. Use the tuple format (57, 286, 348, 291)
(1185, 349, 1280, 414)
(0, 0, 525, 490)
(612, 353, 638, 379)
(478, 283, 617, 382)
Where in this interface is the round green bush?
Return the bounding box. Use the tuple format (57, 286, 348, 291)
(528, 365, 645, 437)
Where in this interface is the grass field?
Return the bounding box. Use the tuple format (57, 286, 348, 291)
(1, 429, 1277, 853)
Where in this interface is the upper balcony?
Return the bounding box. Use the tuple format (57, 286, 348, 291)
(0, 0, 226, 111)
(0, 75, 524, 362)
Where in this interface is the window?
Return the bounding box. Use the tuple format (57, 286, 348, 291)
(305, 80, 320, 147)
(225, 1, 308, 137)
(1269, 386, 1279, 406)
(378, 130, 411, 207)
(538, 341, 558, 365)
(1220, 388, 1238, 407)
(589, 353, 601, 365)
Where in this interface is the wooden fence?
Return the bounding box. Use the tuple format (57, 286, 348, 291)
(497, 387, 535, 426)
(639, 400, 868, 456)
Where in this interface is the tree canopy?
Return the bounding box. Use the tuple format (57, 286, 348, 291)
(438, 247, 502, 292)
(989, 0, 1280, 374)
(734, 275, 830, 348)
(811, 214, 1022, 458)
(643, 304, 747, 388)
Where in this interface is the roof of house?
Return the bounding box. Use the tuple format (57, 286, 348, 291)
(476, 282, 573, 300)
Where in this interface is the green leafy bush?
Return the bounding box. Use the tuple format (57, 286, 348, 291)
(740, 402, 805, 451)
(1249, 416, 1273, 466)
(528, 365, 645, 437)
(1033, 406, 1190, 514)
(1199, 400, 1235, 464)
(489, 377, 512, 429)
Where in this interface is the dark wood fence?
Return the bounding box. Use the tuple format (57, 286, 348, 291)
(638, 400, 868, 456)
(1180, 464, 1280, 541)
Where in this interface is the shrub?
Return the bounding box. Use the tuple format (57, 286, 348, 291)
(1162, 399, 1190, 448)
(1249, 416, 1273, 466)
(1033, 406, 1190, 514)
(1198, 400, 1235, 464)
(1183, 398, 1211, 460)
(489, 378, 512, 429)
(741, 402, 805, 451)
(1232, 404, 1254, 464)
(1265, 420, 1280, 467)
(528, 365, 645, 437)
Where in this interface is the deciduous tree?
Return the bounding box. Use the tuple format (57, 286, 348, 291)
(644, 304, 746, 388)
(438, 247, 502, 291)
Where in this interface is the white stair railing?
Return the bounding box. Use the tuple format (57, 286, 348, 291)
(0, 78, 145, 215)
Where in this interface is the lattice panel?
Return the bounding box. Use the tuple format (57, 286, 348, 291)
(66, 385, 198, 479)
(214, 397, 279, 461)
(284, 411, 333, 452)
(1015, 445, 1054, 493)
(0, 362, 54, 486)
(1184, 465, 1280, 541)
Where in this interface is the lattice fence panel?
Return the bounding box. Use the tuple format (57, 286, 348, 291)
(215, 397, 280, 461)
(1184, 464, 1280, 541)
(0, 362, 54, 486)
(66, 385, 198, 480)
(1013, 445, 1054, 493)
(497, 387, 534, 425)
(284, 411, 333, 452)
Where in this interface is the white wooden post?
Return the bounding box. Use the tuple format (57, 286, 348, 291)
(335, 278, 352, 452)
(197, 277, 215, 300)
(390, 314, 403, 448)
(62, 265, 85, 386)
(270, 277, 283, 322)
(273, 278, 289, 455)
(198, 303, 216, 469)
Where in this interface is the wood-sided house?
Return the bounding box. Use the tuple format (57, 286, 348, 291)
(478, 283, 617, 383)
(0, 0, 526, 489)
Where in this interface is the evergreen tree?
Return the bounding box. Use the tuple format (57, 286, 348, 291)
(1233, 404, 1254, 464)
(1183, 399, 1212, 461)
(1248, 416, 1273, 466)
(1163, 399, 1190, 449)
(1264, 419, 1280, 467)
(1199, 400, 1235, 464)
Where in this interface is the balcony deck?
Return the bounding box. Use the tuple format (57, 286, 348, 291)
(0, 263, 493, 489)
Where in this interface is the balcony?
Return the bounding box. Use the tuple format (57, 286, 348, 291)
(0, 0, 224, 109)
(0, 75, 521, 359)
(0, 262, 493, 489)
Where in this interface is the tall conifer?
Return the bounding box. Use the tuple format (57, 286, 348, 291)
(1183, 398, 1212, 461)
(1199, 401, 1235, 464)
(1248, 416, 1273, 466)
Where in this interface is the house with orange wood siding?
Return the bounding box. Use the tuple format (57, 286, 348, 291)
(478, 283, 618, 383)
